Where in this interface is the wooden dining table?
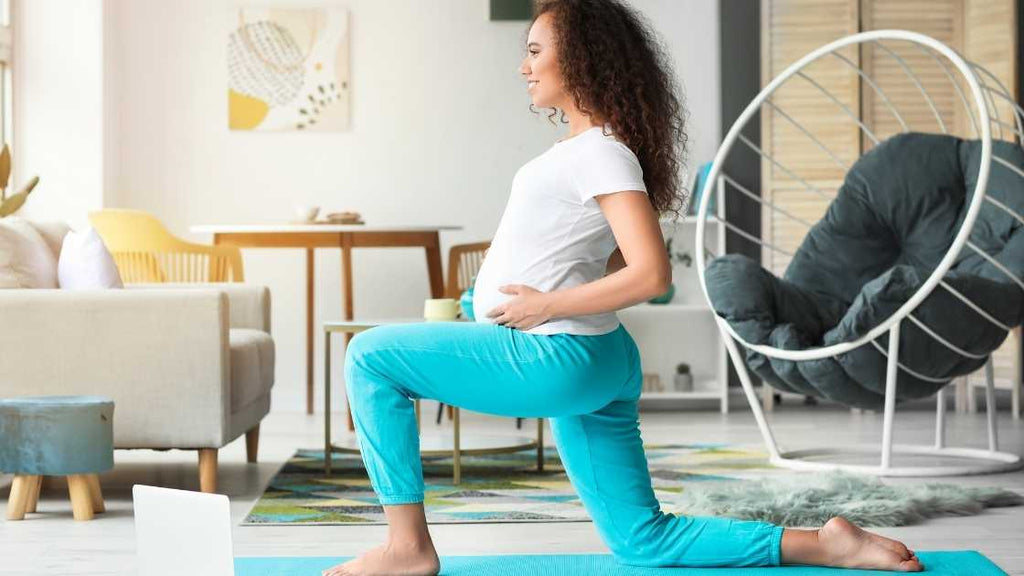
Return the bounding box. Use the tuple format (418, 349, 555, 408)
(190, 223, 462, 421)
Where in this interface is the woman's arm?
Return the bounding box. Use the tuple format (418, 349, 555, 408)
(605, 247, 626, 275)
(546, 190, 670, 317)
(486, 190, 670, 330)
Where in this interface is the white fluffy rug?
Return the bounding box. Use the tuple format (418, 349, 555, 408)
(674, 472, 1023, 527)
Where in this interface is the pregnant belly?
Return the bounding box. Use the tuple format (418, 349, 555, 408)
(471, 278, 508, 324)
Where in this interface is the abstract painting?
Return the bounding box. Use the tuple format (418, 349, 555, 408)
(228, 7, 350, 131)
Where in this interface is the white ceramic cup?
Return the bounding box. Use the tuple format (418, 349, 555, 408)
(423, 298, 460, 321)
(294, 205, 320, 222)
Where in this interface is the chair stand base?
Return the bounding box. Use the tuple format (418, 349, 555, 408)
(770, 445, 1023, 477)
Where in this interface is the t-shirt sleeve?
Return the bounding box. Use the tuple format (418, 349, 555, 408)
(572, 140, 647, 203)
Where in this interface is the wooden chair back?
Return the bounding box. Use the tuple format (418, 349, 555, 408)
(89, 209, 244, 283)
(445, 241, 491, 298)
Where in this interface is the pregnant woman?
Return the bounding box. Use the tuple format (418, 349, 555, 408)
(324, 1, 922, 574)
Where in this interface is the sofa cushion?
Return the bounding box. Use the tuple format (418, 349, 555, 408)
(0, 218, 58, 288)
(26, 221, 71, 260)
(230, 328, 275, 411)
(58, 227, 124, 289)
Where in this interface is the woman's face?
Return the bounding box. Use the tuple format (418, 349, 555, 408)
(519, 13, 566, 110)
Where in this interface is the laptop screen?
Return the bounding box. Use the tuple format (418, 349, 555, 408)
(133, 485, 234, 576)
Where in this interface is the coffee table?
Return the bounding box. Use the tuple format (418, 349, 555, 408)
(324, 319, 545, 484)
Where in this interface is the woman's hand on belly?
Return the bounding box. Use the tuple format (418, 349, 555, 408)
(485, 284, 554, 331)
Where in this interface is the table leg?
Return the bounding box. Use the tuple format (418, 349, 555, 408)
(424, 233, 445, 298)
(342, 235, 356, 432)
(453, 407, 461, 485)
(537, 418, 544, 472)
(343, 333, 355, 431)
(306, 248, 315, 415)
(325, 329, 332, 476)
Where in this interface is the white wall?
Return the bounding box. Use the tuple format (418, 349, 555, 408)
(13, 0, 107, 230)
(18, 0, 720, 412)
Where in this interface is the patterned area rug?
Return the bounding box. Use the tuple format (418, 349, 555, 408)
(242, 443, 778, 525)
(242, 444, 1023, 527)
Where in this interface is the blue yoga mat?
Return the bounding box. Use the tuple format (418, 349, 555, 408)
(235, 551, 1005, 575)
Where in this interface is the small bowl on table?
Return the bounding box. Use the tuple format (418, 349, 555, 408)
(294, 205, 321, 223)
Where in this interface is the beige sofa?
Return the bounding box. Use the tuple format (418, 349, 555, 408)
(0, 219, 274, 493)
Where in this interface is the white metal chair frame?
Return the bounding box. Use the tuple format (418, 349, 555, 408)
(696, 30, 1023, 476)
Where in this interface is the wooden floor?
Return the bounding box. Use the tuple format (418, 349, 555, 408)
(1, 397, 1022, 575)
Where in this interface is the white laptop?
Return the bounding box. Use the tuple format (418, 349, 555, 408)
(133, 485, 235, 576)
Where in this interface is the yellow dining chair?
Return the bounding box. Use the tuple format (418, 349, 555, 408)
(89, 209, 244, 283)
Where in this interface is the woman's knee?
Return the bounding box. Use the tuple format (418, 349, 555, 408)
(344, 327, 393, 369)
(343, 329, 393, 390)
(601, 510, 679, 568)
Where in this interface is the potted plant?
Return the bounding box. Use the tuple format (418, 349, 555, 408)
(0, 145, 41, 218)
(673, 362, 693, 392)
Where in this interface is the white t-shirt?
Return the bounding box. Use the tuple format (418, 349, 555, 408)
(473, 125, 647, 336)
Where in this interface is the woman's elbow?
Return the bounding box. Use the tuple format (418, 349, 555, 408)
(647, 265, 672, 298)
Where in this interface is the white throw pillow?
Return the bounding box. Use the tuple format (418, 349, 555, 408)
(58, 227, 124, 289)
(0, 218, 59, 288)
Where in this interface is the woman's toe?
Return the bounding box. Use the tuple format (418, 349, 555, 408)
(899, 557, 924, 572)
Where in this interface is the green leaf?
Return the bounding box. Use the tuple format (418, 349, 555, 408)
(0, 175, 39, 217)
(18, 175, 39, 196)
(0, 192, 26, 216)
(0, 144, 10, 191)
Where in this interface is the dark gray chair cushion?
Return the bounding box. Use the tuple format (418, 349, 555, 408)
(707, 134, 1024, 409)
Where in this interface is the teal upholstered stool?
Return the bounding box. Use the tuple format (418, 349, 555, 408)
(0, 396, 114, 521)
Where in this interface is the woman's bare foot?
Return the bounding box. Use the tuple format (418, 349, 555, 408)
(321, 539, 440, 576)
(816, 517, 923, 572)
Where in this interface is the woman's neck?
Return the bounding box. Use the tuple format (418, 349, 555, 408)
(561, 104, 604, 138)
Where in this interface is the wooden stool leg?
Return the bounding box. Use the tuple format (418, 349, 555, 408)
(25, 475, 42, 514)
(6, 475, 32, 520)
(198, 449, 218, 494)
(85, 474, 105, 513)
(67, 475, 95, 521)
(245, 425, 260, 464)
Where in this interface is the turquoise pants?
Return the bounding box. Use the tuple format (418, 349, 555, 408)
(344, 322, 783, 568)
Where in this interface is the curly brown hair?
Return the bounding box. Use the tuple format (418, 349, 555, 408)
(530, 0, 689, 217)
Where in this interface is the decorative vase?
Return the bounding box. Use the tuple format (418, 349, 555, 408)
(674, 362, 693, 392)
(674, 372, 694, 392)
(460, 286, 475, 321)
(648, 282, 675, 305)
